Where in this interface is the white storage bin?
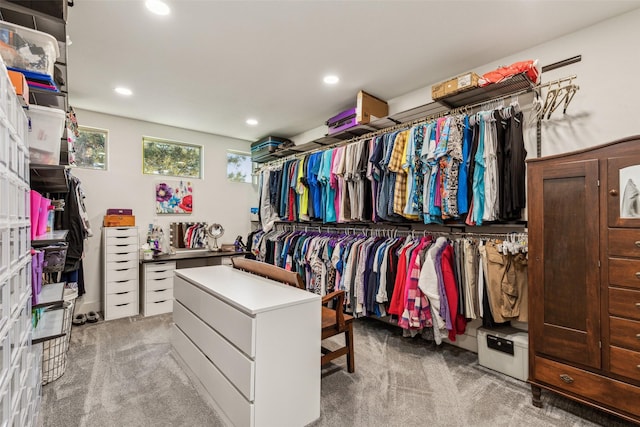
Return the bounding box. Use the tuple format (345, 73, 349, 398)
(0, 126, 7, 167)
(0, 331, 8, 388)
(0, 21, 59, 78)
(0, 228, 7, 278)
(7, 133, 17, 174)
(0, 380, 9, 427)
(477, 327, 528, 381)
(27, 105, 64, 166)
(0, 279, 7, 331)
(0, 171, 6, 223)
(8, 228, 16, 268)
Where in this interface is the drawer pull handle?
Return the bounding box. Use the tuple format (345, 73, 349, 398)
(637, 334, 640, 339)
(636, 241, 640, 248)
(636, 303, 640, 308)
(559, 374, 574, 384)
(610, 189, 618, 196)
(115, 303, 129, 307)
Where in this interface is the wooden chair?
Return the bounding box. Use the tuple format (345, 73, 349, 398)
(231, 258, 355, 373)
(231, 257, 304, 289)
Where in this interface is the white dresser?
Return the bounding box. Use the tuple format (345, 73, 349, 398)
(140, 261, 175, 316)
(102, 227, 139, 320)
(172, 266, 321, 427)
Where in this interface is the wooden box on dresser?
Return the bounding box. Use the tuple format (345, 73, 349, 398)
(102, 227, 139, 320)
(527, 135, 640, 424)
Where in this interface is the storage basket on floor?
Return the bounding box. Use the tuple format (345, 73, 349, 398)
(41, 288, 77, 385)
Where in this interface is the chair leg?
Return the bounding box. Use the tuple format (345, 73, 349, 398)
(345, 324, 355, 373)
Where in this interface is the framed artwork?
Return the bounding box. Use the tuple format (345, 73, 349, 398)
(156, 180, 193, 214)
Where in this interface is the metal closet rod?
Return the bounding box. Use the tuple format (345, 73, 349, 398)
(275, 222, 526, 239)
(258, 74, 577, 170)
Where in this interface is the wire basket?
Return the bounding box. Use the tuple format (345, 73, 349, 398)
(42, 244, 68, 273)
(41, 289, 76, 385)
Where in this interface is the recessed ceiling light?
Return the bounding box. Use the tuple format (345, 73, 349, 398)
(146, 0, 170, 16)
(246, 118, 258, 126)
(323, 75, 339, 85)
(115, 87, 133, 96)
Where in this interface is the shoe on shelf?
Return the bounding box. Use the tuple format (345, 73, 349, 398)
(86, 311, 100, 323)
(72, 313, 86, 326)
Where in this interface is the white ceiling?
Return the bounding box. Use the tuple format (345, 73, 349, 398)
(67, 0, 640, 143)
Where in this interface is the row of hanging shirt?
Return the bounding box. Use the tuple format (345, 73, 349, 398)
(249, 228, 528, 344)
(258, 104, 526, 231)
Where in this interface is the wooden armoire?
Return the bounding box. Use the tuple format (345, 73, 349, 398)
(527, 135, 640, 424)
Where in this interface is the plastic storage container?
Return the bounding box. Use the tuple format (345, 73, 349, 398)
(477, 327, 528, 381)
(27, 105, 65, 165)
(0, 21, 59, 78)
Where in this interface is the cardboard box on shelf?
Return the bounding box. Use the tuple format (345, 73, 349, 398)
(7, 70, 28, 105)
(103, 215, 136, 227)
(356, 90, 388, 124)
(431, 72, 480, 100)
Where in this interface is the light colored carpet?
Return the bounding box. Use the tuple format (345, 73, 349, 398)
(40, 314, 633, 426)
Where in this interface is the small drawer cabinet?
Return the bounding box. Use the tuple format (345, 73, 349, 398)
(103, 227, 139, 321)
(140, 261, 175, 316)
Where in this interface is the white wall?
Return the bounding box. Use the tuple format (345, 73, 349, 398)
(70, 109, 258, 313)
(387, 8, 640, 157)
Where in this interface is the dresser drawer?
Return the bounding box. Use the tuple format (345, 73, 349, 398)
(105, 267, 137, 283)
(609, 287, 640, 320)
(610, 346, 640, 382)
(174, 276, 256, 357)
(145, 299, 173, 316)
(145, 269, 174, 281)
(105, 251, 138, 263)
(172, 325, 254, 427)
(610, 316, 640, 351)
(609, 229, 640, 258)
(107, 259, 137, 271)
(146, 276, 173, 292)
(147, 288, 172, 303)
(145, 261, 176, 273)
(609, 258, 640, 290)
(106, 244, 138, 254)
(106, 290, 137, 305)
(104, 227, 137, 238)
(106, 235, 138, 246)
(533, 355, 640, 417)
(106, 301, 138, 319)
(106, 279, 137, 294)
(174, 301, 255, 400)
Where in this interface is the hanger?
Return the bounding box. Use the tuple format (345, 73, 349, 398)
(562, 83, 579, 114)
(542, 80, 561, 119)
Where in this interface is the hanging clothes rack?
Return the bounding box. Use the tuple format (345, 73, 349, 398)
(256, 74, 578, 173)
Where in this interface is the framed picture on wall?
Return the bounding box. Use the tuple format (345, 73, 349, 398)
(156, 180, 193, 214)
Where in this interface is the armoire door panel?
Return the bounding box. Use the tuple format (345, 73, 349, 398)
(531, 159, 601, 369)
(540, 325, 590, 365)
(608, 156, 640, 228)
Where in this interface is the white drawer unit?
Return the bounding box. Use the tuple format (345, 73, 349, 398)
(172, 266, 321, 427)
(103, 227, 139, 321)
(140, 261, 175, 317)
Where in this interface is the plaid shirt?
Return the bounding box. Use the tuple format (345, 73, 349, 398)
(388, 131, 414, 216)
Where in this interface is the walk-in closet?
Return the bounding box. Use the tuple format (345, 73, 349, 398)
(1, 1, 640, 426)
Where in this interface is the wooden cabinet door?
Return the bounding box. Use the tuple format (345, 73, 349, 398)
(528, 159, 601, 369)
(608, 156, 640, 228)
